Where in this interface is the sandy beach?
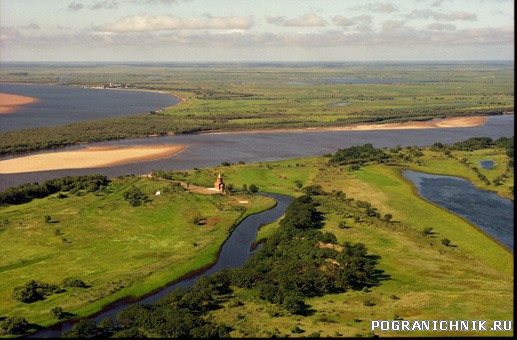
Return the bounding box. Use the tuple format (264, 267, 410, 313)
(0, 93, 40, 114)
(0, 145, 186, 174)
(203, 115, 490, 135)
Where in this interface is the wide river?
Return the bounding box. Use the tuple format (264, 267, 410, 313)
(0, 114, 513, 191)
(0, 83, 181, 132)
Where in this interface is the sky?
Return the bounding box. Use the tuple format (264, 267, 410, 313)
(0, 0, 514, 62)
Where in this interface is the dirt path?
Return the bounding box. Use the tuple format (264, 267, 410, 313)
(144, 173, 222, 195)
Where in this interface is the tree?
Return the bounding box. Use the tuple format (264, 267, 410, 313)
(50, 306, 64, 319)
(248, 184, 259, 193)
(422, 227, 434, 236)
(0, 317, 28, 335)
(384, 214, 393, 222)
(441, 238, 451, 247)
(62, 319, 98, 338)
(123, 186, 149, 207)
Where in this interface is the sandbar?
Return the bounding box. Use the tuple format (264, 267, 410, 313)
(203, 115, 490, 135)
(0, 93, 39, 114)
(0, 145, 186, 174)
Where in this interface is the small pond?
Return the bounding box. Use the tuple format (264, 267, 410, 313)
(402, 170, 513, 250)
(479, 159, 495, 170)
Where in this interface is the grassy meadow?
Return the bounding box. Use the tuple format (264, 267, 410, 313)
(177, 147, 512, 337)
(0, 143, 513, 337)
(0, 175, 276, 328)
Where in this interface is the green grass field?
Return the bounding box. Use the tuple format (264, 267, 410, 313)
(0, 175, 275, 327)
(0, 145, 513, 337)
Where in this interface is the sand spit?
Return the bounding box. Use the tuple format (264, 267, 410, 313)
(0, 145, 186, 174)
(0, 93, 39, 114)
(203, 115, 490, 135)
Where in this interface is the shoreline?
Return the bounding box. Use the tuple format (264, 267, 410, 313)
(0, 93, 40, 114)
(199, 115, 491, 135)
(0, 145, 186, 174)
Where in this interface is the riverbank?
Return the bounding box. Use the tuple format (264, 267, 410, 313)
(0, 115, 496, 174)
(202, 115, 490, 135)
(0, 145, 186, 174)
(0, 93, 39, 114)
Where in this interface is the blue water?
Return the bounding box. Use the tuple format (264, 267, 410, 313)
(479, 160, 495, 170)
(0, 83, 181, 132)
(402, 170, 514, 250)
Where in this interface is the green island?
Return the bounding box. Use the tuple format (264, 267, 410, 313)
(0, 136, 513, 338)
(0, 62, 513, 154)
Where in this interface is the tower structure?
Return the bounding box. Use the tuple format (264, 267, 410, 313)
(214, 172, 225, 191)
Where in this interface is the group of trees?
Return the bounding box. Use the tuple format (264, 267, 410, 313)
(0, 174, 110, 205)
(63, 277, 233, 338)
(329, 143, 390, 166)
(12, 278, 87, 304)
(57, 192, 382, 337)
(229, 194, 381, 314)
(12, 280, 63, 304)
(123, 186, 150, 207)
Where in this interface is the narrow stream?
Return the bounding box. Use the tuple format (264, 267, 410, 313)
(29, 193, 294, 338)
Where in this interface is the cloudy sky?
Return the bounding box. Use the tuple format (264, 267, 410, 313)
(0, 0, 514, 62)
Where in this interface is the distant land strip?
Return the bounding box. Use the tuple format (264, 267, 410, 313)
(201, 115, 490, 135)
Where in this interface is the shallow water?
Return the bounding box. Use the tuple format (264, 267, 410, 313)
(402, 170, 514, 250)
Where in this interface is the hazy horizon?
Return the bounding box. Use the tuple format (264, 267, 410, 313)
(1, 0, 514, 63)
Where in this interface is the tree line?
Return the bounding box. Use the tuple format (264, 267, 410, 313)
(0, 174, 110, 205)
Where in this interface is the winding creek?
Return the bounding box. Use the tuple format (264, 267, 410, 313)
(30, 193, 294, 338)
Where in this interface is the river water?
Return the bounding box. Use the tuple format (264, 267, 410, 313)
(0, 83, 181, 132)
(0, 114, 513, 191)
(30, 192, 294, 338)
(402, 170, 514, 250)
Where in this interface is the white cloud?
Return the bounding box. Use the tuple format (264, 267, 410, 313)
(427, 22, 456, 31)
(20, 23, 40, 30)
(90, 1, 119, 10)
(266, 13, 328, 27)
(98, 14, 254, 32)
(332, 15, 373, 27)
(67, 2, 84, 12)
(408, 9, 477, 21)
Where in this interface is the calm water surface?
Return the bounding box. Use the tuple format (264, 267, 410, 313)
(479, 159, 495, 170)
(0, 83, 181, 132)
(402, 170, 514, 250)
(0, 115, 513, 191)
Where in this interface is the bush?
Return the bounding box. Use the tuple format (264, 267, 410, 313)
(50, 306, 64, 319)
(0, 317, 29, 335)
